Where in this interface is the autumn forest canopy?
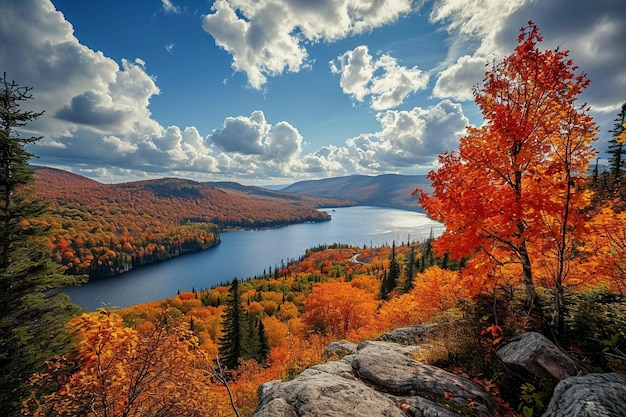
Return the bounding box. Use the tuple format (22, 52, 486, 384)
(30, 167, 347, 279)
(1, 22, 625, 417)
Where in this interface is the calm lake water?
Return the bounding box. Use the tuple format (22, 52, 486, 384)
(62, 206, 444, 311)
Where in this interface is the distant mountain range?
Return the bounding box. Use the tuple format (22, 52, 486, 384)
(280, 174, 432, 212)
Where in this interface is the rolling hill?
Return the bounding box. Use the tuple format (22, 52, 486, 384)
(31, 167, 351, 278)
(281, 174, 432, 211)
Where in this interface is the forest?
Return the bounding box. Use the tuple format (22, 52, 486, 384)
(2, 22, 625, 417)
(30, 167, 346, 278)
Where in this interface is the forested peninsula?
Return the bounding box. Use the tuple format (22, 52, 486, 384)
(31, 167, 350, 279)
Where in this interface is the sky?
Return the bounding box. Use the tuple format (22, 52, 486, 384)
(1, 0, 625, 185)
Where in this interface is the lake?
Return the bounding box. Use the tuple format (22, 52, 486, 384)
(62, 206, 444, 311)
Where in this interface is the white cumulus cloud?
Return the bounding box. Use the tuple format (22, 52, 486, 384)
(206, 110, 304, 164)
(202, 0, 415, 89)
(331, 46, 429, 110)
(429, 0, 626, 116)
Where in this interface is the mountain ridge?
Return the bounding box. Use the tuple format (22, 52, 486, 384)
(30, 166, 351, 278)
(281, 173, 432, 211)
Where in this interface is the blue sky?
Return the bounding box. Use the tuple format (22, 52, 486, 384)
(1, 0, 625, 185)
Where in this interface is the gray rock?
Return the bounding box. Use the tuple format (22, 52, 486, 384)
(323, 340, 358, 358)
(352, 341, 495, 416)
(497, 332, 579, 381)
(391, 395, 465, 417)
(541, 373, 626, 417)
(253, 340, 495, 417)
(254, 357, 405, 417)
(377, 325, 433, 345)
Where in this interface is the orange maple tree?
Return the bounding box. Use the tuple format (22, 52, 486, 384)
(301, 280, 379, 339)
(418, 22, 597, 320)
(575, 204, 626, 294)
(24, 308, 232, 417)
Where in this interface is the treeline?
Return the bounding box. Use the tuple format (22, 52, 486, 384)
(31, 167, 338, 279)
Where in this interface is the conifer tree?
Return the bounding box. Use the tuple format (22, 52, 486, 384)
(381, 242, 401, 299)
(403, 245, 416, 292)
(219, 278, 244, 369)
(0, 72, 82, 416)
(388, 241, 400, 290)
(608, 102, 626, 190)
(258, 318, 269, 363)
(241, 313, 260, 361)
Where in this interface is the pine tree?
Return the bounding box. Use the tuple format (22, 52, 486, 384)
(381, 241, 401, 300)
(0, 73, 82, 416)
(258, 319, 269, 363)
(608, 102, 626, 190)
(241, 313, 260, 361)
(219, 278, 244, 369)
(403, 245, 416, 292)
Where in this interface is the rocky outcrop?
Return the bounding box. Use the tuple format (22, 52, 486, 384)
(254, 357, 405, 417)
(254, 340, 495, 417)
(353, 341, 495, 416)
(542, 373, 626, 417)
(377, 324, 435, 345)
(323, 341, 357, 358)
(496, 331, 579, 381)
(254, 331, 625, 417)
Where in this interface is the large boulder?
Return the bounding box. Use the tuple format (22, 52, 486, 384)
(352, 341, 495, 416)
(323, 340, 358, 358)
(253, 340, 495, 417)
(253, 356, 405, 417)
(542, 373, 626, 417)
(496, 332, 579, 381)
(377, 325, 434, 345)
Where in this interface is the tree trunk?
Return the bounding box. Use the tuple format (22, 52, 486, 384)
(519, 241, 537, 309)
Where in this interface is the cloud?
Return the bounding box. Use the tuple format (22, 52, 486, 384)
(432, 55, 486, 101)
(202, 0, 415, 89)
(330, 46, 429, 110)
(347, 100, 468, 169)
(55, 90, 128, 129)
(429, 0, 626, 116)
(0, 0, 222, 176)
(294, 100, 469, 175)
(161, 0, 180, 14)
(7, 0, 622, 185)
(0, 0, 468, 182)
(330, 46, 373, 102)
(207, 110, 303, 163)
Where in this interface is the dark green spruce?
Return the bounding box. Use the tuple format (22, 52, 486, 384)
(0, 72, 83, 416)
(381, 241, 401, 300)
(608, 102, 625, 190)
(219, 278, 245, 369)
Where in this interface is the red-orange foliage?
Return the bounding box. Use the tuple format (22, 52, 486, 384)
(418, 22, 597, 311)
(302, 280, 379, 339)
(573, 204, 626, 293)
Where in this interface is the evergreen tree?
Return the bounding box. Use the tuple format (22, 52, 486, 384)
(381, 242, 401, 299)
(388, 242, 401, 287)
(257, 318, 270, 363)
(403, 245, 416, 292)
(241, 313, 260, 361)
(380, 269, 389, 300)
(0, 73, 82, 416)
(219, 278, 244, 369)
(608, 102, 626, 189)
